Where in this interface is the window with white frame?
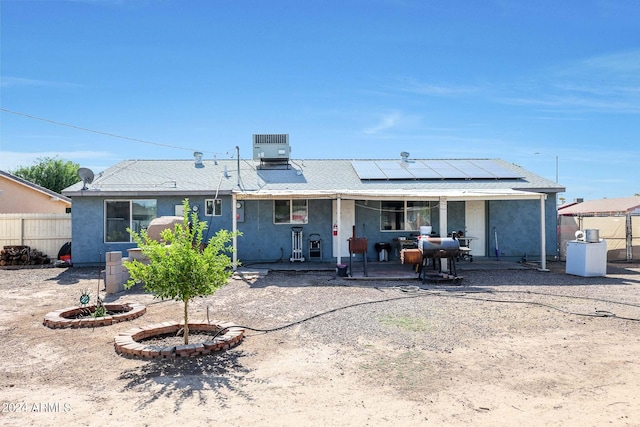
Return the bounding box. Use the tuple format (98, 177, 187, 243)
(105, 199, 157, 242)
(274, 199, 308, 224)
(380, 201, 431, 231)
(205, 199, 222, 216)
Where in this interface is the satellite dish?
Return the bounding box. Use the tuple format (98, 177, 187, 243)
(78, 167, 94, 190)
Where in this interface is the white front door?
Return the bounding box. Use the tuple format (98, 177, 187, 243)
(465, 200, 486, 256)
(332, 199, 355, 258)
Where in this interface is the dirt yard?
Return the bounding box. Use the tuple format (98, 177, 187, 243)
(1, 263, 640, 426)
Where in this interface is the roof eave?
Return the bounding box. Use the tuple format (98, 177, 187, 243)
(234, 189, 545, 201)
(64, 189, 235, 198)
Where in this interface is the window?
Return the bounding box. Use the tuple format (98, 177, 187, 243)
(205, 199, 222, 216)
(380, 201, 431, 231)
(406, 201, 431, 231)
(381, 201, 404, 230)
(274, 199, 308, 224)
(105, 200, 157, 242)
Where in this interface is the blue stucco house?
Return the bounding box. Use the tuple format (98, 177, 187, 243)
(62, 135, 564, 268)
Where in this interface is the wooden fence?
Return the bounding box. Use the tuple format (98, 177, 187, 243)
(0, 213, 72, 259)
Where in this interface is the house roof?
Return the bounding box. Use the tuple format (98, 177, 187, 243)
(62, 158, 563, 200)
(0, 169, 72, 204)
(558, 196, 640, 216)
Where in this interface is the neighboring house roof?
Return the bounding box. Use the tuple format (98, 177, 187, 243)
(558, 196, 640, 216)
(0, 169, 72, 204)
(62, 158, 564, 200)
(558, 201, 580, 210)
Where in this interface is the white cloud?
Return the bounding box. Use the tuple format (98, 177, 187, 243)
(580, 50, 640, 74)
(395, 77, 480, 97)
(498, 94, 640, 113)
(506, 50, 640, 114)
(0, 76, 82, 89)
(363, 112, 403, 134)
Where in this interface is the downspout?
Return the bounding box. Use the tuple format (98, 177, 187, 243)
(232, 193, 238, 270)
(538, 194, 549, 271)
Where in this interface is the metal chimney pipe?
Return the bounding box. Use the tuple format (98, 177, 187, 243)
(236, 146, 240, 187)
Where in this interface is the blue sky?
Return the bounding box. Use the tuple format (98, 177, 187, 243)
(1, 0, 638, 203)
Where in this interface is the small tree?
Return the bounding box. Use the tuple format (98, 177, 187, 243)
(124, 199, 239, 345)
(11, 156, 80, 194)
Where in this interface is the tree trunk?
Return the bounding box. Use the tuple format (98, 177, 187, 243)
(183, 299, 189, 345)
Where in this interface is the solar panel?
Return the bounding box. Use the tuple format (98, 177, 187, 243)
(469, 159, 523, 179)
(427, 160, 466, 178)
(405, 161, 441, 178)
(376, 161, 414, 179)
(351, 159, 524, 180)
(455, 160, 496, 179)
(351, 161, 387, 179)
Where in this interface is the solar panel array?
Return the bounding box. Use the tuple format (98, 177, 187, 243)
(351, 159, 523, 180)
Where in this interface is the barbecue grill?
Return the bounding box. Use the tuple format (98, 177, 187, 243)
(417, 234, 462, 283)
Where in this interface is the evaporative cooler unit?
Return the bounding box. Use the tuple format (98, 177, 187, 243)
(253, 134, 291, 169)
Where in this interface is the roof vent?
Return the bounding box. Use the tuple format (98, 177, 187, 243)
(400, 151, 410, 162)
(193, 151, 204, 168)
(253, 134, 291, 168)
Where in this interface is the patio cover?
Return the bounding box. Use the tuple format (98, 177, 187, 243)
(231, 188, 551, 271)
(234, 188, 544, 201)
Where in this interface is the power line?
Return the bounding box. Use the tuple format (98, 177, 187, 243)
(0, 107, 204, 153)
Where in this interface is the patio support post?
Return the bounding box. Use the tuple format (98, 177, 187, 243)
(626, 214, 632, 262)
(336, 196, 342, 265)
(232, 194, 238, 270)
(439, 197, 449, 272)
(538, 194, 549, 271)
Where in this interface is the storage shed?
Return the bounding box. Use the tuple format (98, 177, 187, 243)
(558, 196, 640, 261)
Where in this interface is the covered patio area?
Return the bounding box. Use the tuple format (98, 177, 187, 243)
(236, 257, 535, 281)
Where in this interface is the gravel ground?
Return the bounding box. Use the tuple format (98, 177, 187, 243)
(1, 262, 640, 426)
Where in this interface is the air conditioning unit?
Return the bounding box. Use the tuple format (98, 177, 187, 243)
(253, 134, 290, 164)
